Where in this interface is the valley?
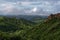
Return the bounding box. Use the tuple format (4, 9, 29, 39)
(0, 13, 60, 40)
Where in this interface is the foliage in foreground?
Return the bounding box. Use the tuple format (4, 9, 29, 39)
(0, 14, 60, 40)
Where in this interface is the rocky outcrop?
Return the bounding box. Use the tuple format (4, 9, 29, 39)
(45, 13, 60, 22)
(48, 13, 60, 19)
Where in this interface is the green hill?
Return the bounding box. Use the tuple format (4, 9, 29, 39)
(0, 13, 60, 40)
(0, 17, 35, 32)
(24, 13, 60, 40)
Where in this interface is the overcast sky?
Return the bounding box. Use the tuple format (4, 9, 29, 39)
(0, 0, 60, 15)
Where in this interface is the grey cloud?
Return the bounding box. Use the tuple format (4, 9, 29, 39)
(3, 0, 60, 2)
(0, 0, 60, 16)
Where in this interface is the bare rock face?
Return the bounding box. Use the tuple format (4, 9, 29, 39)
(45, 13, 60, 22)
(48, 13, 60, 19)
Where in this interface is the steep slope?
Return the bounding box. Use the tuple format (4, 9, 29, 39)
(0, 13, 60, 40)
(0, 17, 35, 32)
(23, 13, 60, 40)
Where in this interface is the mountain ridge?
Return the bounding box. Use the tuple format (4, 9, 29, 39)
(0, 13, 60, 40)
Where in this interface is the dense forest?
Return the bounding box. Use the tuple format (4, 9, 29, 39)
(0, 13, 60, 40)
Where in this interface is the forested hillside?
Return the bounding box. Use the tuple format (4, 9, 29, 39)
(0, 13, 60, 40)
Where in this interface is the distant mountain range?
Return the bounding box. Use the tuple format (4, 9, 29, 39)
(1, 15, 48, 21)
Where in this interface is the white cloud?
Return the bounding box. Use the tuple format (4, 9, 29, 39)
(31, 7, 37, 12)
(0, 0, 59, 15)
(0, 3, 14, 13)
(16, 1, 32, 6)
